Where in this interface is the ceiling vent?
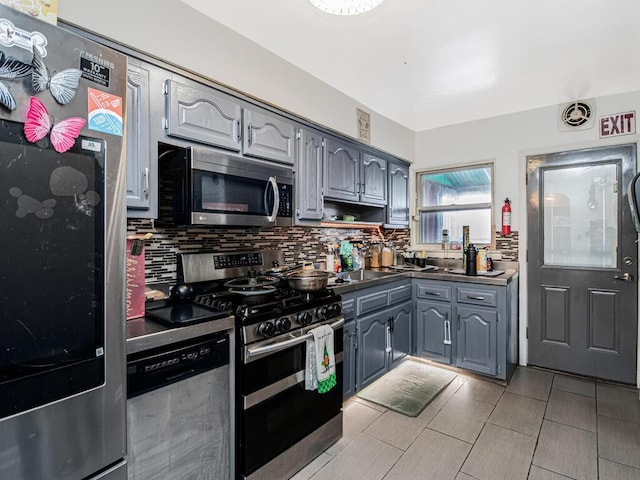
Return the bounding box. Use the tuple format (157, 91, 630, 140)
(558, 100, 596, 131)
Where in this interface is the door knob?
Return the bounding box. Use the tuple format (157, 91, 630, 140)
(614, 272, 633, 282)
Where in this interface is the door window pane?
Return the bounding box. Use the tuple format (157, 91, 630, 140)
(543, 163, 618, 267)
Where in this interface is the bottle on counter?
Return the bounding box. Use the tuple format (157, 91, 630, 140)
(381, 245, 394, 267)
(465, 243, 477, 276)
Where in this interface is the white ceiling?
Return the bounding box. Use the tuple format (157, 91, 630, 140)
(182, 0, 640, 132)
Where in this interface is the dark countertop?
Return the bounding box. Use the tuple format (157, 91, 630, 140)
(126, 314, 235, 355)
(126, 261, 517, 353)
(328, 261, 519, 295)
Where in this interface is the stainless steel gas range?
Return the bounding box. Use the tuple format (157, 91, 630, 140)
(147, 250, 344, 480)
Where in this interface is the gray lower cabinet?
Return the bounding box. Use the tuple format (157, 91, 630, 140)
(357, 311, 390, 387)
(296, 128, 324, 221)
(456, 306, 497, 376)
(387, 162, 409, 226)
(165, 78, 242, 151)
(242, 106, 296, 164)
(389, 302, 411, 367)
(343, 318, 358, 400)
(346, 280, 412, 393)
(415, 300, 452, 365)
(413, 278, 517, 380)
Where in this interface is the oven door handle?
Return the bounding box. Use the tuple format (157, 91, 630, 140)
(245, 318, 345, 362)
(265, 176, 280, 223)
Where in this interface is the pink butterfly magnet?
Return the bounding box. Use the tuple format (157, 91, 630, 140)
(24, 97, 85, 153)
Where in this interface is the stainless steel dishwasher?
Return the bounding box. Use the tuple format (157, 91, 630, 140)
(126, 333, 231, 480)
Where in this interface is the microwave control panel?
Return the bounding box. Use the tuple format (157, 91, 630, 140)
(278, 184, 292, 217)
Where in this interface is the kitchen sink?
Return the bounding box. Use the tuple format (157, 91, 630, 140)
(331, 269, 394, 284)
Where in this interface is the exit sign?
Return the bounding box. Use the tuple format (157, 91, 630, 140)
(600, 111, 636, 138)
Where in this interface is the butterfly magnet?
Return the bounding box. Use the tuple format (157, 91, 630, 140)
(31, 43, 82, 105)
(24, 96, 85, 153)
(0, 51, 32, 111)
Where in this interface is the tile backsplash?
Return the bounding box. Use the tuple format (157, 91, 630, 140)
(127, 219, 519, 285)
(128, 219, 411, 285)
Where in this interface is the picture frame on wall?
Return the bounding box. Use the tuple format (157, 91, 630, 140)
(357, 107, 371, 143)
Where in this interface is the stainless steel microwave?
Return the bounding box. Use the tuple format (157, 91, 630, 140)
(159, 146, 293, 227)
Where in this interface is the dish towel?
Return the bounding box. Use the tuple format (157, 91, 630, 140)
(305, 324, 337, 393)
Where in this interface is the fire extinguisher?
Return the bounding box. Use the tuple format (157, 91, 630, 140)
(501, 198, 512, 235)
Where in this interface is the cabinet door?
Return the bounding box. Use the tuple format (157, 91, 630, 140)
(361, 154, 387, 205)
(165, 79, 242, 151)
(415, 300, 452, 365)
(242, 107, 295, 164)
(126, 63, 150, 210)
(388, 162, 409, 226)
(390, 302, 412, 368)
(456, 306, 497, 376)
(324, 137, 360, 202)
(357, 312, 389, 389)
(343, 320, 358, 399)
(296, 128, 324, 221)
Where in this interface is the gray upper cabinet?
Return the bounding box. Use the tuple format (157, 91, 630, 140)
(165, 79, 242, 151)
(126, 62, 151, 210)
(360, 154, 387, 206)
(242, 107, 295, 164)
(324, 137, 389, 206)
(296, 128, 324, 221)
(324, 137, 360, 202)
(387, 162, 409, 226)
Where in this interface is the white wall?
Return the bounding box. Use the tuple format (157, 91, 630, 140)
(58, 0, 414, 162)
(415, 90, 640, 380)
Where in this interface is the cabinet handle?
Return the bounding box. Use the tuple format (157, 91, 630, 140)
(385, 325, 392, 353)
(458, 314, 461, 330)
(424, 290, 441, 296)
(236, 119, 241, 142)
(143, 167, 149, 198)
(444, 320, 452, 345)
(467, 295, 485, 301)
(248, 123, 253, 145)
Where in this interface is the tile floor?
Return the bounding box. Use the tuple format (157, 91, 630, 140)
(290, 364, 640, 480)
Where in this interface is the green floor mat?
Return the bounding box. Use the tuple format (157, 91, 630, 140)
(356, 359, 457, 417)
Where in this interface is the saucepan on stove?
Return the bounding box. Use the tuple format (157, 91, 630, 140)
(283, 270, 334, 292)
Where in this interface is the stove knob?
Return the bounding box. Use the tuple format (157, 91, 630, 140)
(328, 303, 342, 318)
(258, 321, 276, 338)
(276, 317, 291, 332)
(296, 312, 312, 326)
(316, 306, 328, 320)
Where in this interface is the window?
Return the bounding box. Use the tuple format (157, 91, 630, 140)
(415, 163, 494, 247)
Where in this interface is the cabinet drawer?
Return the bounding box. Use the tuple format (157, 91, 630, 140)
(342, 297, 355, 320)
(415, 284, 452, 301)
(388, 283, 412, 305)
(457, 287, 498, 307)
(357, 290, 389, 316)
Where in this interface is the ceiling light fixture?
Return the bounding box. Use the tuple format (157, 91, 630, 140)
(308, 0, 385, 16)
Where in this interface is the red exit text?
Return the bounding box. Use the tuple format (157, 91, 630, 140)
(600, 111, 636, 138)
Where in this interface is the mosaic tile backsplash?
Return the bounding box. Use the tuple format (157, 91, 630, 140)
(127, 219, 519, 285)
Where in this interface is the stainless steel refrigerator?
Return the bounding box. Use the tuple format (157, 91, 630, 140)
(0, 5, 128, 480)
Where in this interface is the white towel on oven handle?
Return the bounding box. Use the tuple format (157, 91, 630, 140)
(304, 324, 336, 393)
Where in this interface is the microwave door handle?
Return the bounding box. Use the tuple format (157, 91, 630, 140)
(266, 176, 280, 223)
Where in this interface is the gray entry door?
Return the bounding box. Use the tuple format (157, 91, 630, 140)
(527, 144, 637, 384)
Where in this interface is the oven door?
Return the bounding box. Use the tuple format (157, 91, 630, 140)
(189, 147, 293, 227)
(238, 323, 344, 478)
